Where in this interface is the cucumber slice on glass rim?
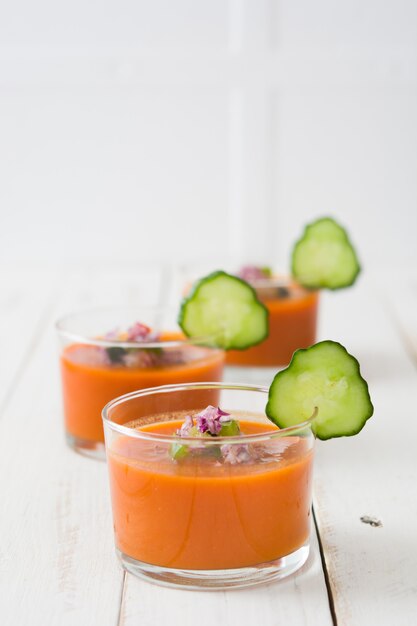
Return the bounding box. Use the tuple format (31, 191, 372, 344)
(292, 217, 361, 290)
(178, 271, 269, 350)
(266, 340, 373, 440)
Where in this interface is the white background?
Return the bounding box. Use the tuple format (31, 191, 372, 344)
(0, 0, 416, 274)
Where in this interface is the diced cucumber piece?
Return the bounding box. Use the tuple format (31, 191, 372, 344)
(178, 271, 269, 350)
(169, 425, 203, 461)
(106, 346, 126, 364)
(266, 341, 373, 440)
(170, 441, 189, 461)
(219, 419, 241, 437)
(292, 217, 361, 289)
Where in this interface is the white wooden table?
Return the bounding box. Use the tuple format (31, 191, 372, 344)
(1, 264, 416, 626)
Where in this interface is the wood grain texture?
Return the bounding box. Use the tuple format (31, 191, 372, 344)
(380, 271, 417, 365)
(313, 280, 417, 625)
(0, 267, 59, 409)
(0, 267, 161, 626)
(120, 531, 332, 626)
(2, 266, 416, 625)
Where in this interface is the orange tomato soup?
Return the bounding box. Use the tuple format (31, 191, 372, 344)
(60, 345, 224, 444)
(108, 420, 313, 570)
(227, 287, 318, 367)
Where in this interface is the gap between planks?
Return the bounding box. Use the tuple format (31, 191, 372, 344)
(117, 571, 127, 626)
(313, 280, 417, 626)
(313, 506, 338, 626)
(1, 265, 163, 626)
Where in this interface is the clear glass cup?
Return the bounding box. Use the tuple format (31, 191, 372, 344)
(56, 308, 225, 460)
(103, 382, 315, 590)
(225, 276, 319, 368)
(179, 262, 319, 376)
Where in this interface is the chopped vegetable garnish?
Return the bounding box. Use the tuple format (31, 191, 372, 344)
(169, 442, 188, 461)
(221, 444, 251, 465)
(104, 328, 120, 340)
(170, 406, 248, 463)
(218, 420, 241, 437)
(238, 266, 272, 281)
(127, 322, 157, 342)
(101, 322, 185, 368)
(176, 414, 195, 437)
(196, 406, 231, 436)
(105, 346, 127, 364)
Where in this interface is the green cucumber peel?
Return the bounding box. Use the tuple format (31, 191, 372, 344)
(291, 217, 361, 290)
(266, 340, 374, 440)
(105, 346, 126, 364)
(169, 426, 201, 461)
(178, 270, 269, 350)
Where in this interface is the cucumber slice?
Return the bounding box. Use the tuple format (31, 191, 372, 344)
(178, 271, 269, 350)
(266, 341, 373, 440)
(292, 217, 361, 289)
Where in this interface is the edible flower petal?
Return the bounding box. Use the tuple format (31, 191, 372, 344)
(127, 322, 157, 342)
(176, 414, 194, 437)
(221, 444, 252, 465)
(102, 321, 171, 367)
(195, 406, 231, 436)
(238, 266, 272, 282)
(171, 406, 256, 464)
(104, 327, 120, 340)
(122, 350, 157, 368)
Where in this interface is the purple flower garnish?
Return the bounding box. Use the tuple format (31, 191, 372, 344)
(221, 444, 252, 465)
(238, 265, 271, 282)
(104, 327, 120, 340)
(171, 406, 258, 464)
(176, 414, 194, 437)
(123, 350, 157, 368)
(195, 406, 231, 436)
(127, 322, 158, 342)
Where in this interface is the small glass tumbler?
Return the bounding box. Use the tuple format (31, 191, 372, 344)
(180, 263, 319, 376)
(56, 308, 225, 460)
(103, 383, 315, 590)
(225, 277, 319, 369)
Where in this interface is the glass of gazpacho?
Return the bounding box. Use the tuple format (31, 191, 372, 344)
(56, 309, 225, 460)
(181, 265, 318, 371)
(103, 382, 314, 589)
(226, 269, 319, 368)
(182, 216, 362, 372)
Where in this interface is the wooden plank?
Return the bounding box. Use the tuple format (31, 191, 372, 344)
(380, 271, 417, 364)
(0, 266, 162, 625)
(0, 266, 58, 408)
(313, 280, 417, 625)
(7, 266, 416, 625)
(54, 263, 163, 314)
(120, 531, 332, 626)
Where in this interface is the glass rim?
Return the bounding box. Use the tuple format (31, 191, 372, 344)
(250, 276, 317, 292)
(55, 306, 221, 350)
(102, 382, 315, 444)
(179, 261, 318, 292)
